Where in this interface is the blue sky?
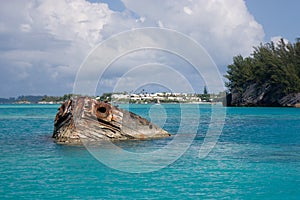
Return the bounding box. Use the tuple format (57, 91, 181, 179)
(245, 0, 300, 42)
(0, 0, 299, 97)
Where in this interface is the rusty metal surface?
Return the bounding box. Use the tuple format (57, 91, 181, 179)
(52, 97, 170, 144)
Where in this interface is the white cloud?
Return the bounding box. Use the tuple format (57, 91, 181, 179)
(0, 0, 264, 97)
(0, 0, 114, 96)
(121, 0, 264, 66)
(30, 0, 112, 46)
(20, 24, 32, 32)
(183, 6, 193, 15)
(157, 20, 164, 28)
(271, 36, 289, 46)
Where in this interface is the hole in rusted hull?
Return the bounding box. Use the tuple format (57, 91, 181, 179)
(97, 106, 107, 113)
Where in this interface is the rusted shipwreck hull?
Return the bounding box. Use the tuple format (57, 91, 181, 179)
(53, 97, 170, 144)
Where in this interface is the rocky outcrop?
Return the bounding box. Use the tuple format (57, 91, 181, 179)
(225, 83, 300, 107)
(279, 93, 300, 107)
(53, 97, 170, 144)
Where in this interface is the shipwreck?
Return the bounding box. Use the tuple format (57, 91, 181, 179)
(53, 97, 170, 144)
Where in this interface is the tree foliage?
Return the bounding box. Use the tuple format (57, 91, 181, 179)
(200, 86, 210, 101)
(225, 39, 300, 96)
(40, 94, 75, 102)
(99, 93, 112, 101)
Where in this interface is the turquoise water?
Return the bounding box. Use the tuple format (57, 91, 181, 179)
(1, 104, 300, 199)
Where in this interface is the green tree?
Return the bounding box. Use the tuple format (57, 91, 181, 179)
(203, 86, 208, 95)
(99, 93, 112, 101)
(225, 39, 300, 99)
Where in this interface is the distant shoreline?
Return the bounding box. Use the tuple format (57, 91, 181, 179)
(0, 101, 221, 105)
(0, 92, 225, 105)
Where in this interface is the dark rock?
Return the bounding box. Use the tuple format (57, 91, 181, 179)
(226, 83, 300, 107)
(223, 93, 232, 107)
(279, 93, 300, 107)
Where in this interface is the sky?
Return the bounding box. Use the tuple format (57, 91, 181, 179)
(0, 0, 299, 97)
(245, 0, 299, 43)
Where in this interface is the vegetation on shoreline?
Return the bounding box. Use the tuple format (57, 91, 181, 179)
(226, 39, 300, 95)
(225, 39, 300, 106)
(0, 94, 75, 104)
(99, 87, 224, 104)
(39, 94, 74, 102)
(0, 90, 225, 104)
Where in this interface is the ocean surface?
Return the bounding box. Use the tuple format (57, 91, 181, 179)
(1, 104, 300, 199)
